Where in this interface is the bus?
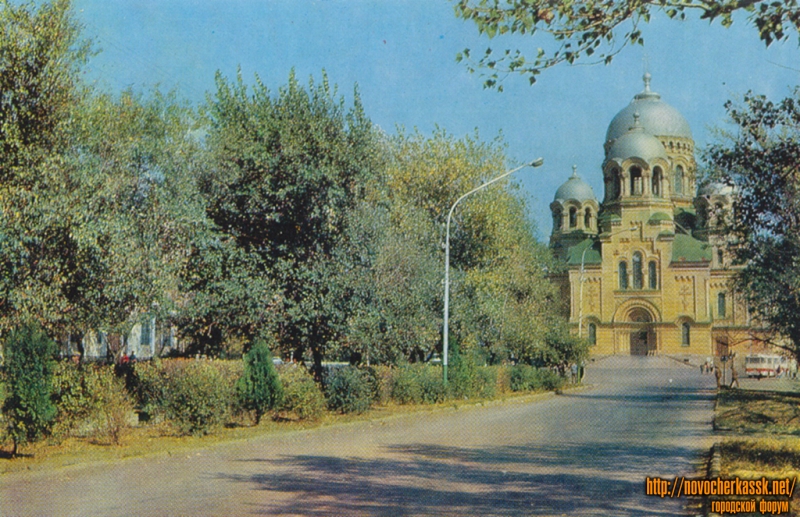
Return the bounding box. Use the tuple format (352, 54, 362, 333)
(744, 354, 786, 378)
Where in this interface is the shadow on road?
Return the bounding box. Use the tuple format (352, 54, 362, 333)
(215, 441, 699, 516)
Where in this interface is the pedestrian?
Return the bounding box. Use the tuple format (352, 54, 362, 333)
(714, 365, 722, 389)
(571, 363, 578, 384)
(730, 365, 739, 389)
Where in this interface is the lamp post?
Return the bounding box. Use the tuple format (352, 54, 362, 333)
(443, 158, 544, 384)
(578, 225, 636, 338)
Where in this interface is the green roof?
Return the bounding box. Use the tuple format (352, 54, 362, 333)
(567, 238, 602, 266)
(598, 213, 621, 222)
(648, 212, 672, 224)
(672, 233, 711, 263)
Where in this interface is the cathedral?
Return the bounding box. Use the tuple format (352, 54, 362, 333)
(549, 73, 753, 357)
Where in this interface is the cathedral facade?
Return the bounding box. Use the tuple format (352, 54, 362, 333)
(549, 74, 752, 357)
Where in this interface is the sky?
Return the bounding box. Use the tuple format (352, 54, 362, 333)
(72, 0, 800, 239)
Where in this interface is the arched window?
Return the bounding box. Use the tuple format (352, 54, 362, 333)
(613, 169, 622, 198)
(652, 168, 662, 197)
(674, 166, 684, 195)
(584, 208, 592, 230)
(588, 323, 597, 346)
(632, 252, 643, 289)
(681, 322, 690, 347)
(717, 249, 724, 267)
(718, 292, 727, 318)
(553, 209, 562, 232)
(569, 207, 577, 228)
(648, 260, 658, 289)
(630, 166, 642, 196)
(619, 261, 628, 290)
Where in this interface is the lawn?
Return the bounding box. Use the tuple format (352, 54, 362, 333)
(714, 388, 800, 516)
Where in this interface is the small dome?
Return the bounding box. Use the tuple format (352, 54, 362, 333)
(606, 74, 692, 142)
(606, 116, 669, 163)
(554, 166, 597, 202)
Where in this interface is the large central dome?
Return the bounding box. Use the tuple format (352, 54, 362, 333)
(605, 73, 692, 143)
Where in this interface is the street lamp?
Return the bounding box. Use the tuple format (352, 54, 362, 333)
(443, 158, 544, 384)
(578, 225, 637, 338)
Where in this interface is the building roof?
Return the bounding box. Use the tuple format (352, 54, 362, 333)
(672, 233, 712, 263)
(605, 73, 692, 142)
(567, 238, 602, 266)
(606, 121, 669, 163)
(554, 166, 597, 203)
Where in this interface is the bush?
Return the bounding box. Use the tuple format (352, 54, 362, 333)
(509, 365, 565, 392)
(277, 366, 325, 420)
(237, 340, 283, 424)
(417, 366, 447, 404)
(2, 323, 57, 455)
(391, 366, 423, 405)
(51, 362, 134, 444)
(161, 360, 236, 435)
(324, 366, 372, 414)
(473, 367, 497, 399)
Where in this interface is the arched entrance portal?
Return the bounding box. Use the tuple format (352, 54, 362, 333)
(628, 308, 656, 356)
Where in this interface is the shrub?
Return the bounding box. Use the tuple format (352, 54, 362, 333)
(473, 367, 497, 399)
(448, 350, 480, 399)
(367, 365, 394, 405)
(509, 365, 565, 392)
(237, 340, 283, 424)
(391, 366, 423, 405)
(324, 366, 372, 414)
(161, 360, 236, 435)
(2, 323, 57, 455)
(277, 366, 325, 420)
(417, 366, 447, 404)
(495, 365, 511, 394)
(51, 362, 133, 444)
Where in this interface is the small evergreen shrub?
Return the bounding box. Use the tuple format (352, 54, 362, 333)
(495, 366, 511, 394)
(448, 350, 480, 399)
(237, 340, 283, 424)
(324, 366, 372, 414)
(277, 366, 325, 420)
(2, 323, 57, 455)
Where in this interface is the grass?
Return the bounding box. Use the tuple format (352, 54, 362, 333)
(714, 388, 800, 516)
(716, 388, 800, 435)
(0, 387, 561, 475)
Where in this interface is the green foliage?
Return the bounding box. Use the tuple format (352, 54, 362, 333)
(277, 366, 326, 421)
(324, 366, 373, 414)
(390, 366, 423, 405)
(52, 362, 134, 445)
(199, 69, 384, 367)
(130, 359, 238, 436)
(362, 365, 393, 405)
(390, 365, 447, 405)
(162, 361, 236, 435)
(454, 0, 800, 88)
(509, 365, 564, 392)
(1, 324, 57, 454)
(706, 89, 800, 360)
(237, 340, 284, 424)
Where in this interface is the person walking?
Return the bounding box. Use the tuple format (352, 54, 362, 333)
(714, 365, 722, 389)
(730, 364, 739, 389)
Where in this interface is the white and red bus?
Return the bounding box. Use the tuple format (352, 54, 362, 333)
(744, 354, 786, 378)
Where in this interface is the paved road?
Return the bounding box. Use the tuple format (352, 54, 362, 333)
(1, 356, 715, 516)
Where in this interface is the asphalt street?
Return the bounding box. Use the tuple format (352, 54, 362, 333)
(1, 355, 716, 516)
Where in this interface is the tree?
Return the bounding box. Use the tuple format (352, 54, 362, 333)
(200, 70, 384, 374)
(453, 0, 800, 89)
(237, 338, 284, 424)
(0, 0, 91, 333)
(2, 323, 57, 456)
(705, 88, 800, 361)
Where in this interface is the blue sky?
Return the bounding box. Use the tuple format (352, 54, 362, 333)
(73, 1, 800, 238)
